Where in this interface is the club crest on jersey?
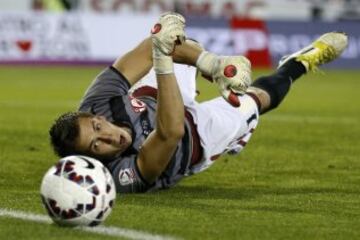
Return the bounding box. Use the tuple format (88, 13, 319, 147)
(119, 168, 136, 186)
(129, 96, 147, 113)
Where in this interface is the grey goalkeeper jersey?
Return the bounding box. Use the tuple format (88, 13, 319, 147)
(78, 67, 196, 193)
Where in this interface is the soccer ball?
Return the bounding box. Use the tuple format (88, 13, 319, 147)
(40, 155, 116, 227)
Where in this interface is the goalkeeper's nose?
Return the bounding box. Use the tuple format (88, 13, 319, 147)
(98, 134, 116, 146)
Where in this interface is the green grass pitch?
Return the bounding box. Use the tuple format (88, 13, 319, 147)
(0, 65, 359, 240)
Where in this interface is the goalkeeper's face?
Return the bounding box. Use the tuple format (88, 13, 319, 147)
(75, 115, 132, 160)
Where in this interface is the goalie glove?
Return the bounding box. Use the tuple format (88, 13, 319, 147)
(151, 12, 186, 74)
(198, 53, 252, 107)
(213, 56, 252, 107)
(151, 12, 186, 55)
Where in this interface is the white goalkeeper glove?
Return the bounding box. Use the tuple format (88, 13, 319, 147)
(213, 56, 252, 107)
(197, 52, 252, 107)
(151, 12, 186, 74)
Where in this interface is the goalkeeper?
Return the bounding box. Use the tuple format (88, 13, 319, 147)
(49, 13, 348, 193)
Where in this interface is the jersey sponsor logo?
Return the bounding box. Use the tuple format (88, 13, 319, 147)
(118, 168, 136, 186)
(140, 118, 151, 137)
(129, 96, 147, 113)
(151, 23, 162, 34)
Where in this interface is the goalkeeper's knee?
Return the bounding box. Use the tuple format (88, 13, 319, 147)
(251, 73, 291, 113)
(251, 59, 307, 113)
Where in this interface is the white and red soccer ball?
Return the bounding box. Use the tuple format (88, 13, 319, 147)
(40, 155, 116, 227)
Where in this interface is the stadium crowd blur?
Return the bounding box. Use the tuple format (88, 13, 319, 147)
(2, 0, 360, 21)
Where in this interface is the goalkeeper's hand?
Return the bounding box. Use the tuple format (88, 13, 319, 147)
(151, 12, 186, 56)
(213, 56, 252, 107)
(151, 12, 186, 74)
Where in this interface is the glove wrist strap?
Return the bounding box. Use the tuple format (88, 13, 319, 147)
(153, 46, 174, 75)
(196, 51, 218, 77)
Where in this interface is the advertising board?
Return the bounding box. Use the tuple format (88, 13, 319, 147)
(0, 12, 358, 69)
(0, 12, 156, 64)
(266, 21, 360, 69)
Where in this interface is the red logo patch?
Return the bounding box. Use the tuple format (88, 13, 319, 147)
(16, 40, 33, 53)
(129, 96, 147, 113)
(223, 64, 237, 78)
(228, 90, 240, 107)
(151, 23, 162, 34)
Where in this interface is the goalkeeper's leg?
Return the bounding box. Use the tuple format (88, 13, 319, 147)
(250, 32, 348, 114)
(249, 58, 306, 114)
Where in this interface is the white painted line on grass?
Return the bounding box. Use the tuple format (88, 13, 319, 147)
(0, 208, 52, 223)
(0, 208, 180, 240)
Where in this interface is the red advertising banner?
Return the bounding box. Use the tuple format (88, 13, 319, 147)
(230, 17, 272, 68)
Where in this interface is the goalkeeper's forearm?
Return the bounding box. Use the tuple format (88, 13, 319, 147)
(112, 37, 206, 87)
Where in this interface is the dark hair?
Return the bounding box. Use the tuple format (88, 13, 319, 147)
(49, 111, 93, 157)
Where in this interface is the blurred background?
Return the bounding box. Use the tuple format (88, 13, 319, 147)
(0, 0, 359, 69)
